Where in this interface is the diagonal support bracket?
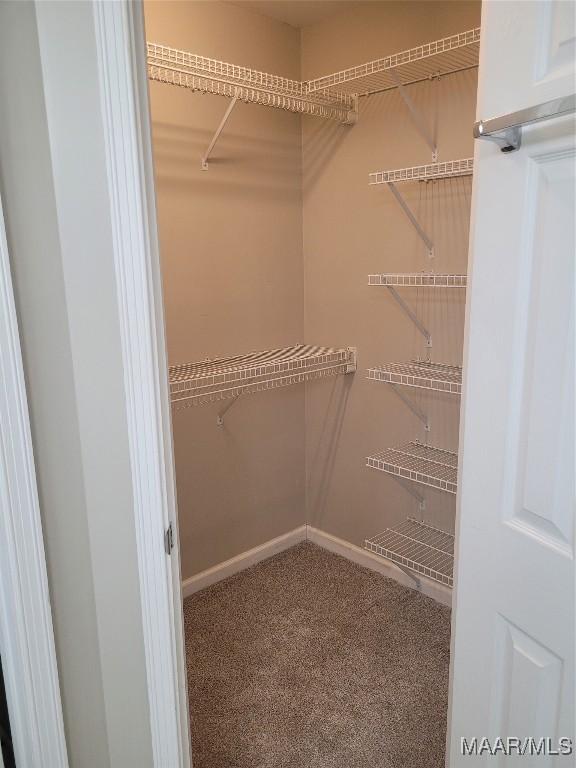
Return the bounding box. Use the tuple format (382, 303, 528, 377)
(386, 286, 432, 348)
(202, 90, 239, 170)
(392, 476, 426, 516)
(216, 394, 241, 426)
(390, 384, 430, 432)
(390, 69, 437, 161)
(387, 182, 434, 258)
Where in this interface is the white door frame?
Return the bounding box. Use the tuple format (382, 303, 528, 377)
(92, 1, 191, 766)
(0, 194, 68, 763)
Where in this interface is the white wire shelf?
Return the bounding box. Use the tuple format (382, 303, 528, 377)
(147, 42, 358, 124)
(369, 158, 474, 185)
(169, 344, 356, 409)
(368, 273, 467, 288)
(307, 28, 480, 96)
(367, 441, 458, 494)
(365, 518, 454, 586)
(368, 360, 462, 395)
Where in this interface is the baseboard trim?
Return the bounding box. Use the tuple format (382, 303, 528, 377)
(306, 525, 452, 608)
(181, 523, 451, 608)
(181, 524, 307, 598)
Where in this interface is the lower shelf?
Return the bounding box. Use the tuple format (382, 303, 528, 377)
(367, 441, 458, 494)
(365, 518, 454, 587)
(169, 344, 356, 408)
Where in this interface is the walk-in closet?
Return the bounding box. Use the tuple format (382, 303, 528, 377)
(144, 1, 480, 764)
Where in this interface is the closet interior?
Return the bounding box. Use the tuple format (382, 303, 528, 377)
(144, 0, 480, 763)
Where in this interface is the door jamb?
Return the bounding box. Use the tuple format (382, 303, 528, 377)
(92, 1, 191, 765)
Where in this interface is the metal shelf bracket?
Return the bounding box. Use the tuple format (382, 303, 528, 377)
(386, 182, 434, 258)
(216, 393, 241, 426)
(386, 181, 434, 259)
(389, 69, 438, 161)
(386, 286, 432, 348)
(390, 384, 430, 432)
(393, 476, 426, 516)
(202, 90, 239, 170)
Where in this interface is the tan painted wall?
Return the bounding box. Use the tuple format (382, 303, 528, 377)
(144, 1, 306, 579)
(145, 1, 480, 579)
(302, 1, 480, 544)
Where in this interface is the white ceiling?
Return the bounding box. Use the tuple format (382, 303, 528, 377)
(227, 1, 356, 28)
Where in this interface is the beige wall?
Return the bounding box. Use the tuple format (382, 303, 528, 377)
(302, 1, 480, 543)
(144, 1, 306, 579)
(0, 2, 154, 766)
(145, 1, 480, 578)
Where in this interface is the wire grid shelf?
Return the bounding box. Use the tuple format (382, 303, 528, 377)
(369, 158, 474, 185)
(365, 518, 454, 586)
(368, 273, 467, 288)
(367, 441, 458, 494)
(367, 360, 462, 395)
(169, 345, 356, 409)
(306, 28, 480, 96)
(147, 43, 357, 124)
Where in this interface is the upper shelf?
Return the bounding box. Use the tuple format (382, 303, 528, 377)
(147, 42, 358, 124)
(306, 28, 480, 96)
(369, 158, 474, 185)
(169, 344, 356, 409)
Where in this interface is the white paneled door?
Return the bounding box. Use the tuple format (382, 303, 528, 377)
(448, 1, 574, 765)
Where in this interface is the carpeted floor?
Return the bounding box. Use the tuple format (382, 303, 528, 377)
(183, 542, 451, 768)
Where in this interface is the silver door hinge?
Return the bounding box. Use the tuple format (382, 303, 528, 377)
(164, 522, 174, 555)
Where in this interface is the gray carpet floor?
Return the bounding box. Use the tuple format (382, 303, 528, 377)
(183, 542, 451, 768)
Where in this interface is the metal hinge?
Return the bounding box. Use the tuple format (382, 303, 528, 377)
(164, 522, 174, 555)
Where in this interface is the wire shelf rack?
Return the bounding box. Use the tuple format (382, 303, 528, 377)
(369, 158, 474, 185)
(368, 273, 467, 288)
(147, 43, 358, 124)
(367, 441, 458, 494)
(368, 360, 462, 395)
(365, 518, 454, 586)
(169, 344, 356, 409)
(306, 28, 480, 96)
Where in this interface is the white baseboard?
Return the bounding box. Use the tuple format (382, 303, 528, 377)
(181, 524, 307, 598)
(181, 523, 451, 608)
(306, 525, 452, 608)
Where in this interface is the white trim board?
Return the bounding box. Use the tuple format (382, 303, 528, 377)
(0, 188, 69, 764)
(92, 2, 190, 766)
(182, 524, 451, 607)
(182, 525, 307, 597)
(306, 526, 452, 607)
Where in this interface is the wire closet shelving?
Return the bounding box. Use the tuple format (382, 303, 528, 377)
(365, 518, 454, 586)
(367, 441, 458, 494)
(369, 157, 474, 186)
(169, 344, 356, 409)
(368, 360, 462, 395)
(368, 273, 467, 287)
(147, 42, 358, 124)
(306, 28, 480, 96)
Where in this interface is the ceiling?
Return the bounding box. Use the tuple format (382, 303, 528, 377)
(227, 1, 356, 28)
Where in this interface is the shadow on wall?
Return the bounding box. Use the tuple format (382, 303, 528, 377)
(306, 374, 353, 527)
(150, 117, 302, 202)
(302, 117, 351, 194)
